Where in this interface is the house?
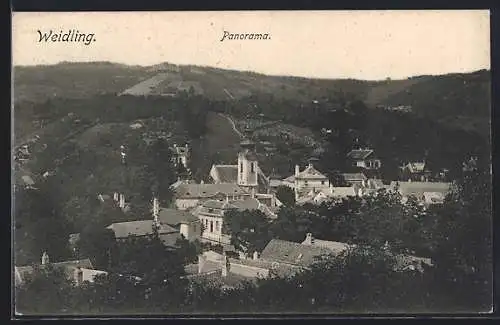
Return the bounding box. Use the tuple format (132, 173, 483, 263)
(173, 183, 250, 210)
(279, 163, 330, 200)
(346, 148, 382, 171)
(296, 186, 360, 205)
(171, 143, 190, 169)
(341, 172, 368, 186)
(388, 181, 451, 205)
(400, 161, 431, 182)
(262, 234, 432, 274)
(183, 251, 271, 290)
(14, 253, 107, 287)
(153, 198, 201, 241)
(106, 219, 182, 248)
(191, 196, 277, 246)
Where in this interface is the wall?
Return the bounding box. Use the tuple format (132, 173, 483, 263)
(238, 154, 258, 186)
(180, 221, 201, 241)
(175, 198, 200, 210)
(295, 178, 330, 193)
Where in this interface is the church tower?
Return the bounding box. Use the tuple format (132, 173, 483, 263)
(237, 128, 258, 189)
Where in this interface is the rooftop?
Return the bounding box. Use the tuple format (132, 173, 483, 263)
(107, 220, 178, 239)
(211, 165, 238, 183)
(157, 208, 198, 225)
(389, 181, 452, 197)
(174, 183, 249, 199)
(15, 258, 94, 286)
(260, 239, 336, 267)
(347, 149, 374, 160)
(341, 173, 368, 182)
(296, 164, 328, 180)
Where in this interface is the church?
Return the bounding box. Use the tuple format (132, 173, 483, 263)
(172, 130, 282, 247)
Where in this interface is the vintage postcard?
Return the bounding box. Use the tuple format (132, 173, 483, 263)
(12, 10, 492, 316)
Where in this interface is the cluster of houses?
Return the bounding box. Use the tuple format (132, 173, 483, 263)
(14, 130, 452, 291)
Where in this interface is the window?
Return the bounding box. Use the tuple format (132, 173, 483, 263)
(321, 180, 325, 185)
(210, 221, 213, 233)
(215, 221, 219, 232)
(240, 163, 243, 173)
(304, 180, 308, 186)
(251, 162, 255, 173)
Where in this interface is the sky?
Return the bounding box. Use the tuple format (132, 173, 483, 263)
(12, 10, 490, 80)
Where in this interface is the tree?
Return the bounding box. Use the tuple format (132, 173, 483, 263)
(78, 223, 116, 269)
(15, 264, 76, 314)
(14, 187, 71, 265)
(223, 209, 273, 253)
(429, 161, 493, 311)
(275, 185, 295, 206)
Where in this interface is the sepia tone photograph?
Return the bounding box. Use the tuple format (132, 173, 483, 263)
(11, 10, 492, 316)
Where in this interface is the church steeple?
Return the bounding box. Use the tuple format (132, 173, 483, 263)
(237, 127, 258, 188)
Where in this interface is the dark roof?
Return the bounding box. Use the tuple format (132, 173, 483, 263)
(212, 165, 238, 183)
(174, 183, 248, 199)
(347, 149, 374, 160)
(158, 208, 198, 225)
(260, 239, 335, 267)
(107, 220, 178, 239)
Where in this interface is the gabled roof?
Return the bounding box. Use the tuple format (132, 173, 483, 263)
(157, 208, 199, 225)
(403, 162, 427, 173)
(174, 183, 249, 199)
(296, 164, 328, 180)
(260, 239, 335, 267)
(107, 220, 178, 239)
(347, 149, 374, 160)
(211, 165, 238, 183)
(302, 238, 351, 255)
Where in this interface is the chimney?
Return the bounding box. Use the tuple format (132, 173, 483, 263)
(251, 187, 256, 199)
(198, 254, 206, 274)
(113, 192, 119, 201)
(98, 194, 105, 202)
(119, 194, 125, 209)
(305, 233, 314, 245)
(41, 251, 49, 265)
(295, 165, 300, 177)
(253, 251, 259, 260)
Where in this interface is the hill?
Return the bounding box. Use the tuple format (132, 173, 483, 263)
(13, 62, 490, 137)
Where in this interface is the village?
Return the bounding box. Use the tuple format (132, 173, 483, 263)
(14, 116, 453, 291)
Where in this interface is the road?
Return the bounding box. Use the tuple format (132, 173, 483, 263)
(218, 113, 243, 138)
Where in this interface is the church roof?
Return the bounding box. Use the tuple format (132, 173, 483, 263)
(211, 165, 238, 183)
(107, 220, 178, 239)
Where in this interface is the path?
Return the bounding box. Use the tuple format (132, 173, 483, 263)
(218, 113, 243, 138)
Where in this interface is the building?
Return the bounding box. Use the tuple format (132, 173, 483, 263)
(14, 253, 107, 287)
(191, 197, 278, 246)
(173, 183, 250, 210)
(153, 198, 201, 241)
(388, 181, 452, 206)
(106, 219, 182, 248)
(399, 161, 431, 182)
(171, 143, 190, 169)
(209, 137, 270, 194)
(346, 148, 382, 171)
(341, 172, 368, 186)
(296, 186, 360, 205)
